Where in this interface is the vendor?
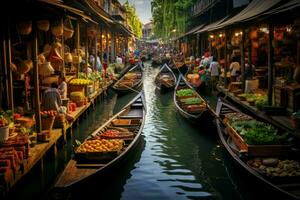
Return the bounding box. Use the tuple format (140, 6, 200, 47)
(229, 57, 241, 82)
(58, 75, 67, 99)
(42, 82, 62, 111)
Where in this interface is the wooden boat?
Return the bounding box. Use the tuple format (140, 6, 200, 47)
(54, 91, 146, 189)
(215, 98, 300, 200)
(170, 59, 188, 74)
(151, 56, 161, 67)
(154, 63, 177, 92)
(112, 63, 143, 95)
(174, 74, 212, 123)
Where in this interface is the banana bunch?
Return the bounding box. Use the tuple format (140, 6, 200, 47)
(70, 78, 92, 85)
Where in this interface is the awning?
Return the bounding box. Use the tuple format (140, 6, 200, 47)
(209, 0, 281, 31)
(84, 0, 114, 24)
(195, 17, 229, 33)
(184, 24, 205, 37)
(38, 0, 96, 23)
(264, 0, 300, 15)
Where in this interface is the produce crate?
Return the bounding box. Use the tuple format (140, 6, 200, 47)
(112, 119, 141, 126)
(68, 84, 85, 97)
(226, 123, 291, 156)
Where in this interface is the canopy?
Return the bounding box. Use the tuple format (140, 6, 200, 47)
(195, 17, 229, 33)
(264, 0, 300, 15)
(209, 0, 281, 31)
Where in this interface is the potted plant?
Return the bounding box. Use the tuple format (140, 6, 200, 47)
(0, 110, 13, 142)
(291, 110, 300, 129)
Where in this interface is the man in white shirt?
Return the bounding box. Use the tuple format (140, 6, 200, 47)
(229, 57, 241, 82)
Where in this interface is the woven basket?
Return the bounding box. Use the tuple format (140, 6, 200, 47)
(37, 20, 50, 32)
(64, 27, 74, 39)
(41, 116, 55, 131)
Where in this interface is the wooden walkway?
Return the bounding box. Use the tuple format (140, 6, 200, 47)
(4, 80, 114, 193)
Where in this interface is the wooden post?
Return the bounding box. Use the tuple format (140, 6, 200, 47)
(85, 24, 88, 76)
(2, 29, 9, 109)
(61, 33, 65, 76)
(6, 18, 14, 112)
(106, 29, 109, 65)
(94, 29, 98, 71)
(32, 22, 42, 133)
(100, 25, 103, 62)
(111, 31, 115, 63)
(224, 29, 228, 87)
(240, 28, 245, 91)
(75, 21, 80, 78)
(268, 24, 274, 106)
(196, 33, 200, 57)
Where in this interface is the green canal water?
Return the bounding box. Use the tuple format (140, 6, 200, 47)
(10, 62, 265, 200)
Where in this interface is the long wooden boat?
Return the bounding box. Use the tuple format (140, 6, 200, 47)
(154, 63, 177, 93)
(54, 91, 146, 189)
(112, 63, 144, 95)
(215, 98, 300, 200)
(174, 74, 213, 123)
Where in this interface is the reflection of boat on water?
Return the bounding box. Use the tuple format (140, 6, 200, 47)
(216, 98, 300, 200)
(154, 64, 177, 93)
(53, 91, 146, 191)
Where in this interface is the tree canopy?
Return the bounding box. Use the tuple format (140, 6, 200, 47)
(151, 0, 196, 41)
(124, 1, 143, 38)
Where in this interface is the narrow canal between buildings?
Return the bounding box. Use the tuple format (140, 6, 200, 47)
(11, 62, 267, 200)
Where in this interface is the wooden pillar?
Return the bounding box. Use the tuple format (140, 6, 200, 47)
(106, 29, 109, 65)
(85, 24, 88, 76)
(61, 32, 65, 76)
(6, 18, 14, 112)
(224, 29, 228, 87)
(33, 22, 42, 133)
(268, 24, 274, 106)
(2, 29, 9, 109)
(94, 29, 98, 71)
(196, 33, 200, 57)
(111, 31, 115, 63)
(75, 21, 80, 78)
(99, 25, 103, 62)
(240, 28, 245, 91)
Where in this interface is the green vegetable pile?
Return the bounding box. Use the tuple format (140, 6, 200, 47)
(181, 97, 203, 105)
(238, 93, 267, 109)
(230, 120, 288, 145)
(176, 89, 194, 97)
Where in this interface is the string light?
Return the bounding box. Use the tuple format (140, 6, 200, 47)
(209, 34, 214, 39)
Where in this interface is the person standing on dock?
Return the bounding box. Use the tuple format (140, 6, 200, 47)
(209, 57, 220, 91)
(229, 57, 241, 82)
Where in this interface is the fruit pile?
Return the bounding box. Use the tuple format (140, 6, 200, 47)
(69, 78, 92, 86)
(76, 139, 123, 153)
(97, 129, 134, 139)
(40, 110, 57, 118)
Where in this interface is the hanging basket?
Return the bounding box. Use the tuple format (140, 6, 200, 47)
(39, 62, 54, 76)
(63, 18, 74, 39)
(51, 20, 63, 37)
(65, 53, 73, 63)
(17, 21, 32, 35)
(37, 20, 50, 32)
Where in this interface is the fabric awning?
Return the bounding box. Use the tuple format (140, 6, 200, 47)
(38, 0, 96, 23)
(209, 0, 281, 31)
(264, 0, 300, 15)
(195, 17, 229, 33)
(184, 24, 205, 36)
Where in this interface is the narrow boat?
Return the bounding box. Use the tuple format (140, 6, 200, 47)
(154, 63, 177, 93)
(112, 63, 143, 95)
(170, 60, 188, 74)
(215, 98, 300, 200)
(54, 91, 146, 189)
(174, 74, 212, 123)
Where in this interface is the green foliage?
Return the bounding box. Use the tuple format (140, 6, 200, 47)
(124, 1, 143, 38)
(151, 0, 196, 41)
(176, 89, 194, 97)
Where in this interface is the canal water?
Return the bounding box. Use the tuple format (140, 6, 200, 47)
(10, 62, 264, 200)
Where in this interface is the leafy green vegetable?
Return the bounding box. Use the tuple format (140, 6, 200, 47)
(176, 89, 194, 97)
(181, 97, 203, 105)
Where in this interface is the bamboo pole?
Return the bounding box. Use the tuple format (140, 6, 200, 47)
(99, 25, 103, 62)
(61, 28, 65, 77)
(32, 21, 42, 133)
(106, 28, 109, 66)
(2, 28, 9, 109)
(111, 31, 115, 63)
(268, 24, 274, 106)
(240, 28, 245, 91)
(85, 23, 88, 76)
(224, 28, 228, 88)
(75, 21, 80, 78)
(94, 29, 97, 71)
(6, 18, 14, 112)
